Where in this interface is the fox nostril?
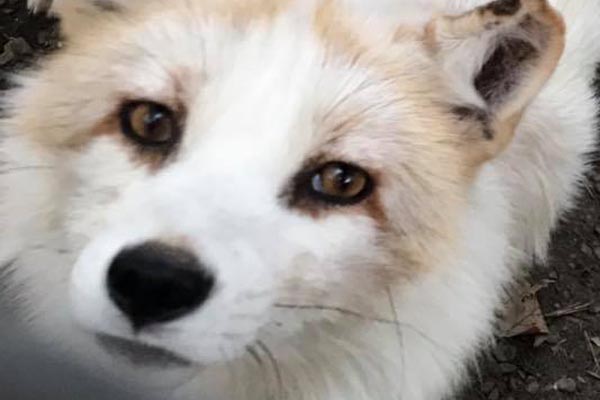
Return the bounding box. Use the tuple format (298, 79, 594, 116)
(107, 241, 215, 330)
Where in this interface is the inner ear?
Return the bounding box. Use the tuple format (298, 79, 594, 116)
(474, 22, 540, 107)
(427, 0, 565, 165)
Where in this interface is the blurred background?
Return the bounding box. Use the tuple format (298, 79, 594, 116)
(0, 290, 149, 400)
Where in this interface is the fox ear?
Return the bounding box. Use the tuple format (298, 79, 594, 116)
(426, 0, 565, 166)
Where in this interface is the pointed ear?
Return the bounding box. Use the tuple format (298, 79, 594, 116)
(426, 0, 565, 166)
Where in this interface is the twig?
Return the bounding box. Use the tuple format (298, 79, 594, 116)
(544, 302, 593, 318)
(584, 331, 600, 373)
(586, 371, 600, 382)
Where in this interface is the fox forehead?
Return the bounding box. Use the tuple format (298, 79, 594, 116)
(14, 0, 456, 155)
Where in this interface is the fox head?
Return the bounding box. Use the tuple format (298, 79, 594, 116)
(2, 0, 564, 394)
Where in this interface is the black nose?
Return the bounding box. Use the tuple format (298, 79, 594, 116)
(107, 242, 215, 330)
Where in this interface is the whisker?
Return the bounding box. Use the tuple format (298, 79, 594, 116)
(246, 345, 270, 399)
(274, 302, 449, 356)
(274, 302, 398, 325)
(256, 340, 284, 400)
(386, 287, 406, 391)
(246, 345, 265, 368)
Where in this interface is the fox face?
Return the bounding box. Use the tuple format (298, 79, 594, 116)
(3, 0, 567, 397)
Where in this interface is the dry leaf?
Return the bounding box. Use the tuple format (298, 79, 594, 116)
(498, 280, 549, 338)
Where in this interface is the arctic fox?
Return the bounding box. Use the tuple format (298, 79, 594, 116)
(2, 0, 599, 399)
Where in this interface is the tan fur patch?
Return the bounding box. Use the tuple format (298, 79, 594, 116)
(309, 1, 472, 277)
(209, 0, 290, 25)
(313, 1, 368, 65)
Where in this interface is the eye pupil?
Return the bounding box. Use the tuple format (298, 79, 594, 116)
(307, 162, 372, 205)
(121, 101, 179, 146)
(145, 110, 169, 139)
(337, 170, 354, 191)
(327, 167, 352, 193)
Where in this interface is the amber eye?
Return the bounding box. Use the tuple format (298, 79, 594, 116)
(308, 162, 373, 205)
(120, 101, 179, 146)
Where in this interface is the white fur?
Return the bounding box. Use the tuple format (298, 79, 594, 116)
(3, 1, 600, 399)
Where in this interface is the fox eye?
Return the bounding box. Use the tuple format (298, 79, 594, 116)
(120, 101, 179, 146)
(308, 162, 373, 205)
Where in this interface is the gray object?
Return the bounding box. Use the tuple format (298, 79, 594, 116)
(0, 290, 151, 400)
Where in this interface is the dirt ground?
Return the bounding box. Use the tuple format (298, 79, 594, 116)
(1, 1, 599, 399)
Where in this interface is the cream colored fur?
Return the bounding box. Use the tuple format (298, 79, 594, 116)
(3, 1, 600, 399)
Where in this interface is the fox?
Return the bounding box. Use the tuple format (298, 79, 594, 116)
(1, 0, 599, 399)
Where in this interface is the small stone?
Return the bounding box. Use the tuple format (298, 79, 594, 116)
(5, 37, 33, 57)
(581, 243, 593, 257)
(0, 48, 15, 66)
(534, 335, 548, 348)
(488, 388, 500, 400)
(509, 377, 520, 391)
(481, 381, 496, 394)
(499, 363, 517, 374)
(493, 344, 517, 362)
(526, 381, 540, 393)
(555, 377, 577, 393)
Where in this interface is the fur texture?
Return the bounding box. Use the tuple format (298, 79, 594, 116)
(3, 1, 600, 399)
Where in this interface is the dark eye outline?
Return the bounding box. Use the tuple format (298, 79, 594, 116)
(119, 101, 180, 147)
(300, 161, 374, 206)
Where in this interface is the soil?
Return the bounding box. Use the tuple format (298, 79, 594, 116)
(0, 1, 599, 399)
